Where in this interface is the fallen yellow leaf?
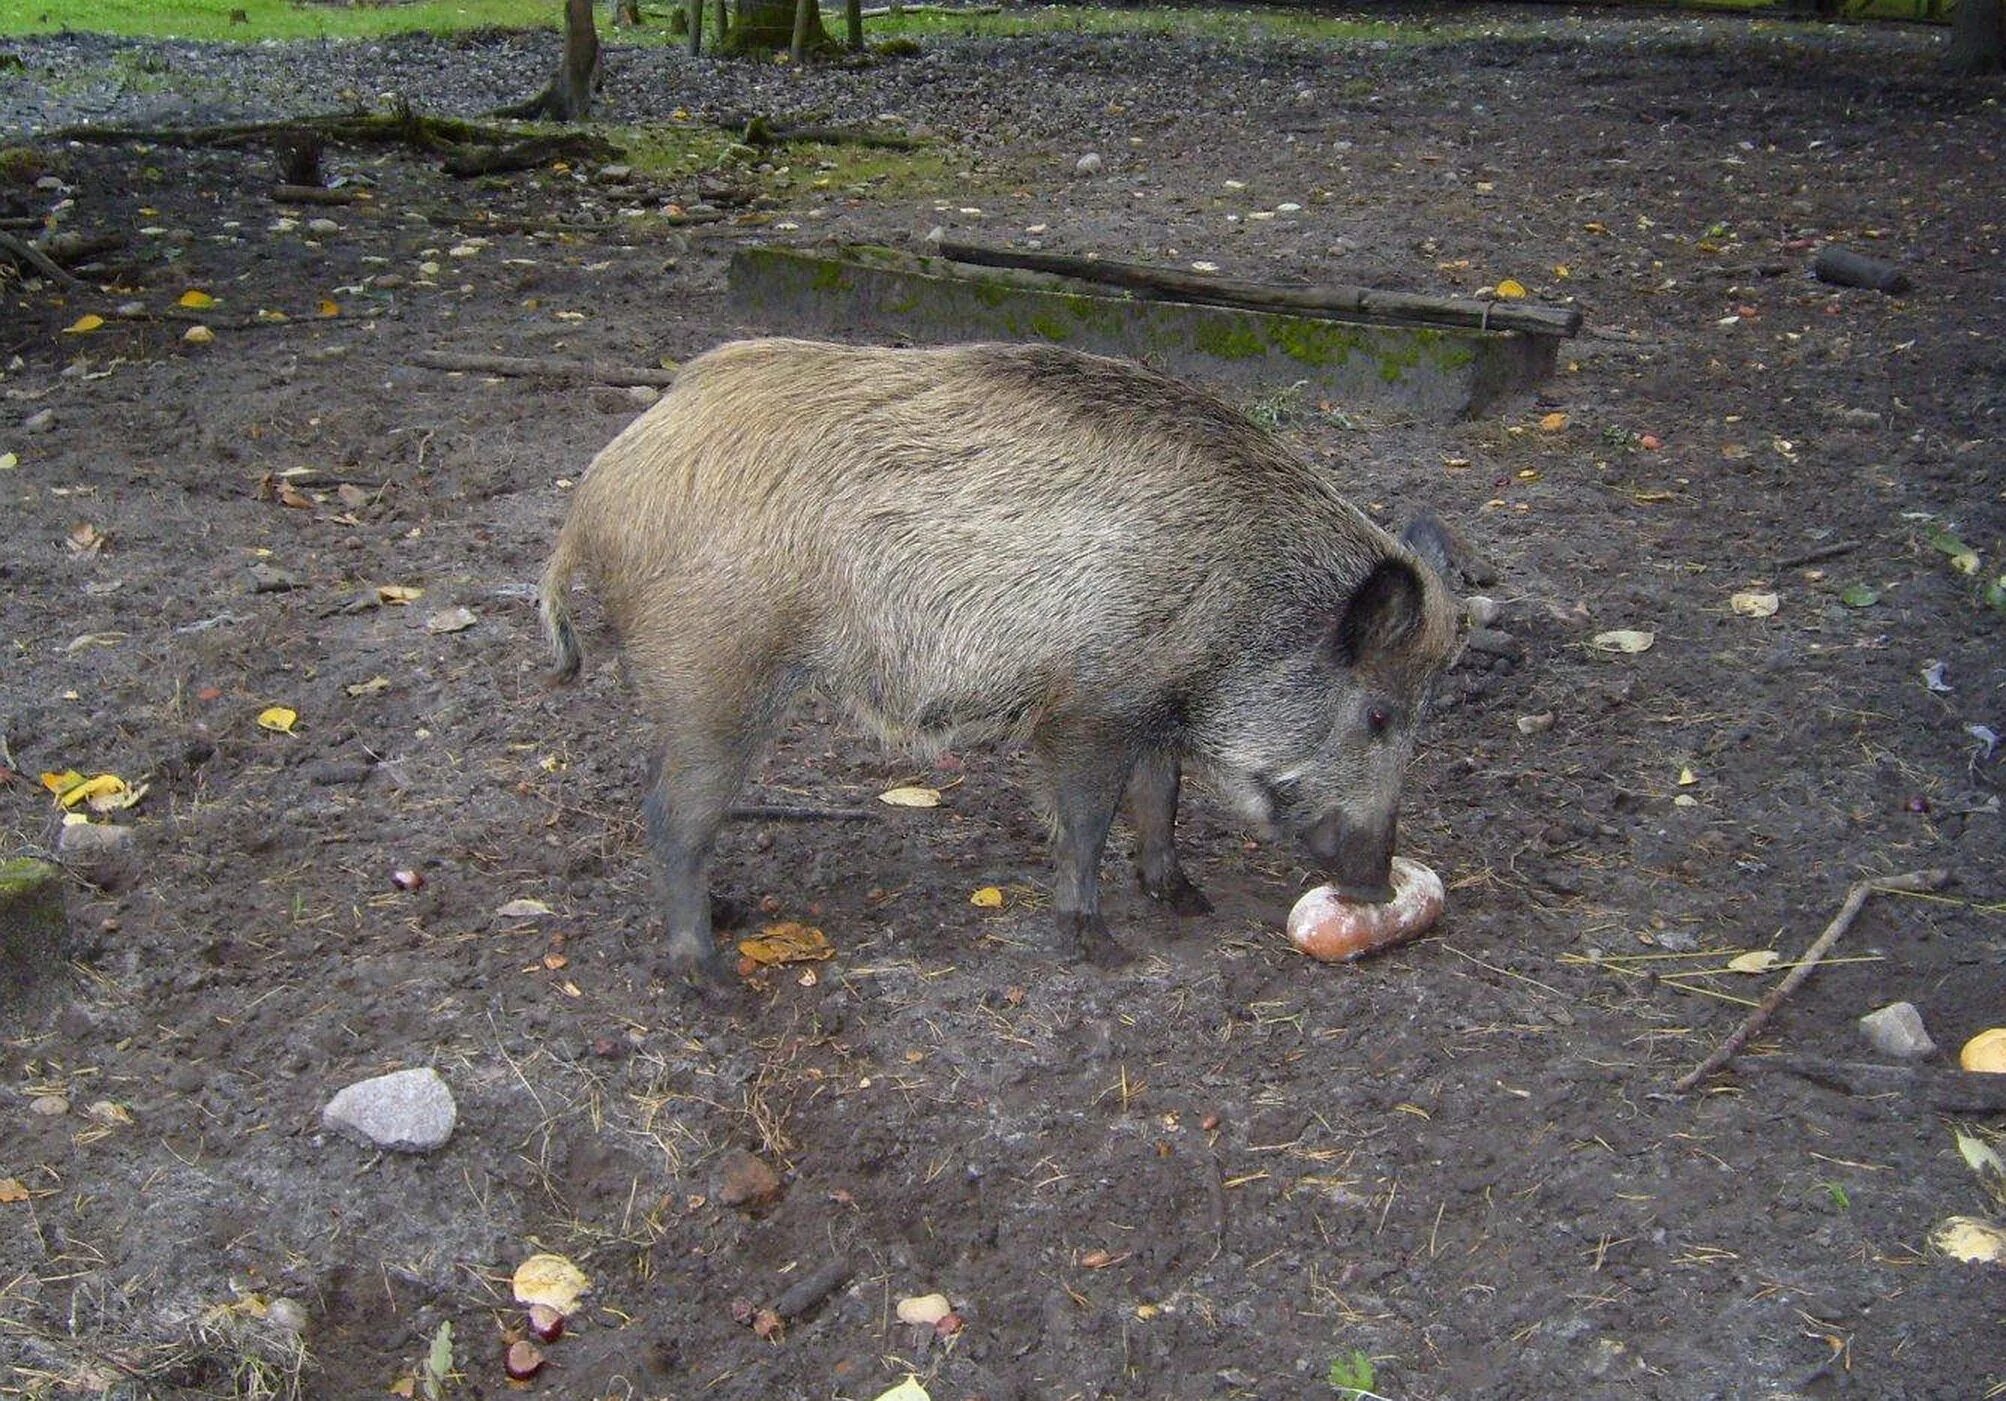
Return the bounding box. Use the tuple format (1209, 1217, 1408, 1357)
(738, 922, 834, 967)
(376, 583, 423, 605)
(256, 706, 299, 734)
(1538, 411, 1569, 432)
(878, 785, 942, 808)
(318, 298, 340, 318)
(63, 314, 105, 334)
(970, 886, 1006, 909)
(512, 1253, 592, 1313)
(178, 290, 216, 309)
(40, 769, 86, 798)
(1494, 278, 1528, 299)
(1727, 950, 1781, 974)
(0, 1178, 28, 1204)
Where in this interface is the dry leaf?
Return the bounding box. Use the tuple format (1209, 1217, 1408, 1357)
(178, 290, 216, 309)
(1730, 591, 1780, 618)
(870, 1380, 932, 1401)
(317, 298, 340, 318)
(0, 451, 18, 471)
(256, 706, 299, 734)
(895, 1293, 953, 1326)
(1677, 766, 1698, 786)
(345, 675, 390, 697)
(1961, 1028, 2006, 1074)
(1954, 1129, 2006, 1211)
(63, 314, 105, 334)
(0, 1178, 29, 1204)
(425, 606, 478, 634)
(878, 785, 942, 808)
(970, 886, 1006, 909)
(1494, 278, 1528, 299)
(738, 921, 833, 967)
(1726, 950, 1781, 974)
(512, 1252, 592, 1313)
(496, 897, 553, 919)
(66, 522, 107, 556)
(182, 325, 215, 346)
(1537, 411, 1568, 432)
(1930, 1216, 2006, 1264)
(277, 482, 313, 509)
(376, 583, 423, 605)
(1590, 629, 1655, 654)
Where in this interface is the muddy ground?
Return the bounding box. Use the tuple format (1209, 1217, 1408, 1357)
(2, 8, 2003, 1400)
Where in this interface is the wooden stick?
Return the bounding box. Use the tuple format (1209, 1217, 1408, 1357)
(410, 350, 679, 387)
(936, 239, 1583, 339)
(1673, 868, 1950, 1093)
(1739, 1056, 2006, 1114)
(729, 804, 876, 822)
(1776, 539, 1861, 571)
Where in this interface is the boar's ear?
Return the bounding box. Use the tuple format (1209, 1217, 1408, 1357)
(1329, 557, 1428, 669)
(1398, 512, 1456, 585)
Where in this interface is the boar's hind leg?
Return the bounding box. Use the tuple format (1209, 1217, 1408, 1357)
(642, 715, 762, 989)
(1127, 751, 1213, 916)
(1034, 725, 1138, 969)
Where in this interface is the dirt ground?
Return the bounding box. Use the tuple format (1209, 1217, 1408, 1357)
(2, 8, 2003, 1399)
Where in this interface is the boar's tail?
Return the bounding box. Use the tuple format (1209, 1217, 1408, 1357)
(538, 532, 584, 683)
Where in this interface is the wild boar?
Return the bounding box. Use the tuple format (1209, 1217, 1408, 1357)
(538, 338, 1461, 986)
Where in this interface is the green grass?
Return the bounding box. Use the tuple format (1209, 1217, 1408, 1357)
(0, 0, 557, 42)
(0, 0, 1951, 44)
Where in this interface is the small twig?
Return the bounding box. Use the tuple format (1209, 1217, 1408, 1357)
(729, 803, 876, 823)
(1776, 539, 1862, 571)
(1674, 868, 1951, 1093)
(410, 349, 679, 388)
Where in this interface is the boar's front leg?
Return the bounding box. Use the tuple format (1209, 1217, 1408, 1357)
(1034, 721, 1138, 969)
(1127, 750, 1214, 916)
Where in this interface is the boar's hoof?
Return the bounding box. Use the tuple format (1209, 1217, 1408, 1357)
(1139, 870, 1214, 917)
(1057, 912, 1134, 970)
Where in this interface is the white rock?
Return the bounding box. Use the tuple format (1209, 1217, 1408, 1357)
(1074, 152, 1103, 176)
(1858, 1002, 1936, 1061)
(321, 1067, 457, 1152)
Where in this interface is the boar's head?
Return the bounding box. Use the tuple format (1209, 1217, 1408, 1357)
(1199, 523, 1462, 903)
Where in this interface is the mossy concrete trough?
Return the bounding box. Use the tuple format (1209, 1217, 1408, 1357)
(1, 856, 70, 1020)
(727, 244, 1559, 419)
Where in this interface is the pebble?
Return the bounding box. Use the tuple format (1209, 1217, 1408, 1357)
(23, 408, 54, 433)
(597, 163, 633, 183)
(1858, 1001, 1936, 1061)
(306, 217, 341, 235)
(1075, 152, 1103, 176)
(56, 822, 140, 892)
(1463, 627, 1522, 660)
(712, 1148, 782, 1209)
(321, 1066, 457, 1153)
(30, 1094, 71, 1116)
(1465, 594, 1500, 628)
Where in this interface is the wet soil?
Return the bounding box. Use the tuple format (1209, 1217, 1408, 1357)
(1, 10, 2003, 1400)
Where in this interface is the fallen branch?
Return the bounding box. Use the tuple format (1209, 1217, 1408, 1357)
(271, 184, 366, 205)
(937, 239, 1584, 339)
(741, 114, 925, 150)
(1674, 868, 1951, 1093)
(1739, 1055, 2006, 1114)
(411, 350, 678, 388)
(730, 803, 876, 822)
(0, 230, 81, 286)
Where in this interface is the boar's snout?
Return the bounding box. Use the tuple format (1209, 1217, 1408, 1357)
(1305, 809, 1397, 904)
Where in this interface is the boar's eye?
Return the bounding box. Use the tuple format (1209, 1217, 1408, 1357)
(1365, 702, 1393, 737)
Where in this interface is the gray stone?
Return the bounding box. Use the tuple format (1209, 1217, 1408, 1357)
(1074, 152, 1103, 176)
(1464, 627, 1523, 660)
(322, 1066, 457, 1153)
(56, 823, 140, 892)
(1858, 1001, 1936, 1061)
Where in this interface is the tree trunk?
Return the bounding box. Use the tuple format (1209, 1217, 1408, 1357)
(611, 0, 642, 23)
(687, 0, 704, 53)
(725, 0, 828, 55)
(497, 0, 601, 121)
(1946, 0, 2005, 74)
(845, 0, 863, 49)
